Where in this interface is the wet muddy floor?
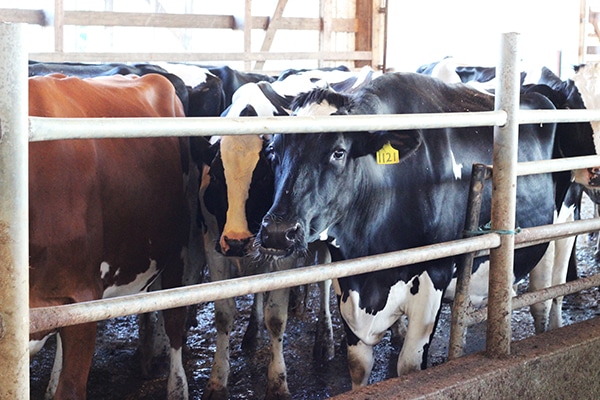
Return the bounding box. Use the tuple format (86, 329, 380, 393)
(29, 196, 600, 400)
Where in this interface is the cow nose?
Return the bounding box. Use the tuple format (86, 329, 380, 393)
(259, 217, 301, 255)
(589, 167, 600, 186)
(219, 236, 251, 257)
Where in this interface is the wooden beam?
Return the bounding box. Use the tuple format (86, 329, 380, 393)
(355, 0, 372, 68)
(244, 0, 252, 70)
(254, 0, 289, 70)
(55, 0, 64, 52)
(63, 10, 235, 29)
(0, 9, 48, 25)
(29, 50, 373, 63)
(320, 0, 332, 68)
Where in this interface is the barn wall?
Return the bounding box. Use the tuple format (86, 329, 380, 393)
(385, 0, 581, 79)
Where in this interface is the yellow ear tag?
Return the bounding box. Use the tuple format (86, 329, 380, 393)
(376, 141, 399, 165)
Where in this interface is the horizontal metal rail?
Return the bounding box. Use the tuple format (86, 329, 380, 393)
(29, 217, 600, 334)
(30, 233, 502, 333)
(466, 273, 600, 327)
(28, 111, 508, 141)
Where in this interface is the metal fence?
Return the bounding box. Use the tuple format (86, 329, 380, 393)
(3, 25, 600, 397)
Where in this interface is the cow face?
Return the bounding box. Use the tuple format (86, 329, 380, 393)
(538, 65, 600, 190)
(204, 135, 274, 257)
(256, 87, 421, 258)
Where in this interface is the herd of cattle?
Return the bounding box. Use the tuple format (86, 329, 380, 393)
(22, 57, 600, 399)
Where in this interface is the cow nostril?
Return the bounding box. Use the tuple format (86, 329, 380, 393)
(285, 223, 301, 242)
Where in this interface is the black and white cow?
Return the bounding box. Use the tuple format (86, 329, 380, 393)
(199, 67, 379, 399)
(256, 72, 557, 389)
(417, 61, 590, 333)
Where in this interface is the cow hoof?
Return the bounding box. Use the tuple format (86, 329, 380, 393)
(201, 382, 229, 400)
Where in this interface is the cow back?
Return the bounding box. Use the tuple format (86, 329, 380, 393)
(28, 73, 188, 311)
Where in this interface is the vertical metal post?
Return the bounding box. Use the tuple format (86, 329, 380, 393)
(448, 163, 490, 360)
(0, 23, 29, 399)
(486, 32, 520, 358)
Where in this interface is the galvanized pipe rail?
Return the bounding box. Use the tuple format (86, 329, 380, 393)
(0, 23, 29, 400)
(488, 32, 521, 357)
(3, 26, 600, 396)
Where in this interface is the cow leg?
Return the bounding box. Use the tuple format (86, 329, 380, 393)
(138, 275, 170, 377)
(305, 241, 335, 362)
(52, 322, 96, 400)
(550, 235, 576, 330)
(162, 306, 189, 400)
(345, 329, 374, 388)
(529, 241, 554, 333)
(313, 279, 335, 361)
(159, 253, 190, 400)
(44, 334, 63, 400)
(202, 247, 235, 400)
(264, 287, 291, 400)
(397, 273, 443, 376)
(242, 291, 265, 350)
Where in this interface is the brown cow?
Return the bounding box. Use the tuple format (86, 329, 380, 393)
(28, 73, 190, 399)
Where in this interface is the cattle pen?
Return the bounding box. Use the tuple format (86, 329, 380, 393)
(4, 23, 600, 399)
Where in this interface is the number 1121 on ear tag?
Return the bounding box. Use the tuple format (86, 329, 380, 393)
(376, 142, 399, 165)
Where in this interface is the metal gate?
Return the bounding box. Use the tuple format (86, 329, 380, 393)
(3, 25, 600, 398)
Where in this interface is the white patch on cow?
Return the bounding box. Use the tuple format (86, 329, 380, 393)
(572, 63, 600, 155)
(294, 99, 339, 117)
(339, 271, 441, 347)
(430, 58, 462, 84)
(450, 149, 463, 180)
(444, 260, 518, 307)
(101, 259, 160, 298)
(100, 261, 110, 279)
(219, 135, 263, 247)
(167, 346, 188, 399)
(29, 333, 54, 357)
(155, 61, 210, 88)
(227, 83, 279, 117)
(273, 73, 324, 97)
(319, 229, 329, 241)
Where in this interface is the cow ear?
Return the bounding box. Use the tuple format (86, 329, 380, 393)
(357, 130, 422, 163)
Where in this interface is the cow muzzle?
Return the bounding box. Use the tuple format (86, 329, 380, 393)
(218, 235, 253, 257)
(589, 167, 600, 186)
(257, 217, 303, 257)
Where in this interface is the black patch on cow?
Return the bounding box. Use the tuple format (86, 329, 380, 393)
(410, 276, 420, 295)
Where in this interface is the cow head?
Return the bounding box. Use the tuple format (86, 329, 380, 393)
(203, 135, 274, 257)
(537, 65, 600, 190)
(256, 87, 421, 258)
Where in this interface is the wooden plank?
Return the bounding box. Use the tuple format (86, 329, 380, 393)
(320, 0, 333, 68)
(255, 0, 289, 70)
(29, 50, 373, 63)
(55, 0, 64, 52)
(0, 9, 48, 25)
(355, 0, 372, 68)
(0, 8, 355, 32)
(244, 0, 252, 70)
(252, 16, 355, 32)
(63, 10, 235, 29)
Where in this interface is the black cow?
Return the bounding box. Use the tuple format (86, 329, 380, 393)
(198, 67, 380, 399)
(419, 62, 592, 332)
(256, 72, 556, 389)
(205, 64, 276, 108)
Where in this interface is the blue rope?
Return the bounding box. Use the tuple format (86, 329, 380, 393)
(464, 221, 522, 237)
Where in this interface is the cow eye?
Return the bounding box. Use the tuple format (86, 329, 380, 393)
(331, 149, 346, 161)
